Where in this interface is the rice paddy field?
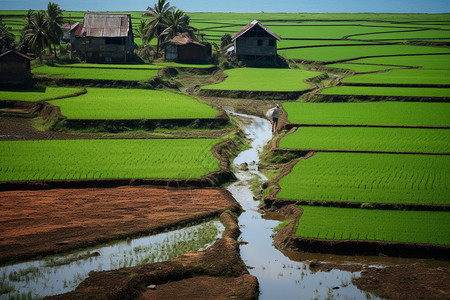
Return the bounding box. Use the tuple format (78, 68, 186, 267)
(279, 127, 450, 153)
(32, 65, 159, 81)
(0, 139, 220, 181)
(282, 102, 450, 126)
(50, 88, 218, 119)
(1, 10, 449, 255)
(297, 206, 450, 245)
(277, 152, 450, 206)
(320, 86, 450, 98)
(341, 69, 450, 85)
(201, 68, 320, 91)
(0, 87, 84, 102)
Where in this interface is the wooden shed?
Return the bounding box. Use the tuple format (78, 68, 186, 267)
(232, 20, 281, 63)
(61, 22, 80, 44)
(72, 13, 134, 63)
(0, 50, 33, 88)
(165, 32, 211, 64)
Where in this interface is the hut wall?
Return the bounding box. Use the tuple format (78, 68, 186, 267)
(0, 54, 32, 88)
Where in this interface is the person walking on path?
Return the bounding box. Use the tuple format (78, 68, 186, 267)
(272, 104, 279, 133)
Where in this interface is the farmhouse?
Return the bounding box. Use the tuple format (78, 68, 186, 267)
(165, 32, 211, 63)
(61, 22, 80, 44)
(232, 20, 281, 63)
(72, 13, 134, 63)
(0, 50, 33, 88)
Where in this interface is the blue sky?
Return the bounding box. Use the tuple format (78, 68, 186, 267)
(1, 0, 449, 13)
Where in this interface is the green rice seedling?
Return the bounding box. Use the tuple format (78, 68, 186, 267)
(282, 102, 450, 127)
(320, 86, 450, 98)
(202, 68, 321, 91)
(279, 127, 450, 153)
(277, 152, 450, 205)
(349, 54, 450, 69)
(296, 206, 450, 245)
(0, 87, 84, 102)
(279, 44, 450, 62)
(342, 69, 450, 85)
(49, 88, 218, 119)
(0, 139, 220, 181)
(32, 65, 159, 81)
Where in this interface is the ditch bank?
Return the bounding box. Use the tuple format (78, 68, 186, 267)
(49, 236, 259, 300)
(0, 186, 242, 266)
(198, 88, 313, 100)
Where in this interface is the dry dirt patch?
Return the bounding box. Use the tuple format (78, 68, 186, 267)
(0, 186, 240, 265)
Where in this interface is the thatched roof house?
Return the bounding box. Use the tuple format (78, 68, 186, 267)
(165, 32, 211, 63)
(232, 20, 281, 63)
(0, 50, 33, 88)
(72, 13, 134, 63)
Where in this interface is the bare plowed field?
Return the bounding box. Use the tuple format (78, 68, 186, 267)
(0, 186, 240, 265)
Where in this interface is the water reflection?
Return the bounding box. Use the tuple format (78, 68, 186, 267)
(0, 221, 223, 300)
(227, 112, 379, 299)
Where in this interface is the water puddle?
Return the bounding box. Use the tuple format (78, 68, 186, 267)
(0, 220, 223, 300)
(227, 111, 380, 299)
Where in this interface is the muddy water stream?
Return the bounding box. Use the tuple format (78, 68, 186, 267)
(227, 112, 379, 299)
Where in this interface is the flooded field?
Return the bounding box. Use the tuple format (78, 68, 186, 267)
(0, 221, 223, 299)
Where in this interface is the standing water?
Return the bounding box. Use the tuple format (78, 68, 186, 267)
(227, 111, 379, 299)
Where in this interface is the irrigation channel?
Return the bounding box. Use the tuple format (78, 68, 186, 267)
(227, 111, 379, 300)
(2, 112, 440, 300)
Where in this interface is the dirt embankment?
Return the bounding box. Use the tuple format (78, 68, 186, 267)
(0, 186, 241, 265)
(49, 238, 259, 300)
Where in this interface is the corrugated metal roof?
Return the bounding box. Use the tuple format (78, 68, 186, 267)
(0, 50, 32, 61)
(232, 20, 281, 41)
(80, 13, 131, 37)
(62, 22, 80, 31)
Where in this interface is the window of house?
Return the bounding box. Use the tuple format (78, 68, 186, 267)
(257, 39, 263, 46)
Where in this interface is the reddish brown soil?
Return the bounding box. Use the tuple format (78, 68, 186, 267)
(354, 264, 450, 300)
(138, 275, 258, 299)
(49, 233, 258, 299)
(0, 186, 240, 265)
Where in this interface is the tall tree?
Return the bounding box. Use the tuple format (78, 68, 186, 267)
(135, 19, 149, 45)
(0, 18, 15, 53)
(160, 9, 193, 43)
(44, 2, 63, 58)
(23, 11, 50, 62)
(143, 0, 174, 54)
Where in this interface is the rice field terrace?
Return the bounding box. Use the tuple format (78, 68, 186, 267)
(0, 87, 84, 102)
(277, 152, 450, 206)
(296, 206, 450, 245)
(201, 68, 321, 91)
(319, 86, 450, 98)
(279, 127, 450, 153)
(282, 102, 450, 127)
(341, 69, 450, 86)
(32, 65, 160, 81)
(0, 139, 220, 181)
(49, 88, 218, 119)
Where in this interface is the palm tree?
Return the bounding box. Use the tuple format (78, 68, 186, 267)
(44, 2, 63, 58)
(135, 19, 149, 45)
(23, 11, 50, 62)
(143, 0, 174, 55)
(0, 18, 15, 53)
(160, 9, 194, 44)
